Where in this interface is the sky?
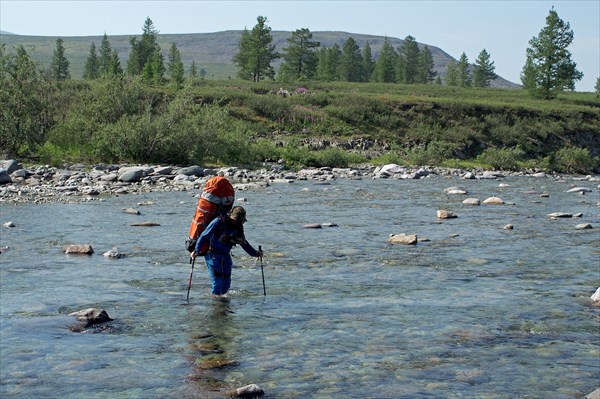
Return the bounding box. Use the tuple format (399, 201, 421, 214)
(1, 0, 598, 91)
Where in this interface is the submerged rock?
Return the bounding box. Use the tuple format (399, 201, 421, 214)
(227, 384, 265, 398)
(547, 212, 572, 218)
(303, 223, 322, 229)
(69, 308, 113, 327)
(591, 288, 600, 302)
(483, 196, 504, 205)
(437, 210, 457, 219)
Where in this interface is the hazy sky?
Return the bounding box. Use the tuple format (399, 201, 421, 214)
(1, 0, 598, 91)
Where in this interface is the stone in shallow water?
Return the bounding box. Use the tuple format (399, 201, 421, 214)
(64, 244, 94, 255)
(388, 233, 418, 245)
(227, 384, 265, 398)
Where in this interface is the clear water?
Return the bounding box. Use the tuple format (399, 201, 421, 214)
(1, 176, 599, 399)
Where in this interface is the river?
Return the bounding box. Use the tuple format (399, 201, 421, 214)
(1, 175, 599, 398)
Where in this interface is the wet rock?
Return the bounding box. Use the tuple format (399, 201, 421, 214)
(69, 308, 113, 327)
(483, 196, 504, 205)
(321, 222, 338, 227)
(547, 212, 572, 218)
(124, 207, 141, 215)
(227, 384, 265, 398)
(388, 233, 418, 245)
(591, 288, 600, 302)
(576, 223, 593, 230)
(566, 187, 592, 193)
(303, 223, 322, 229)
(103, 248, 125, 259)
(3, 221, 15, 228)
(462, 198, 480, 206)
(437, 210, 457, 219)
(445, 186, 468, 195)
(64, 244, 94, 255)
(130, 221, 160, 226)
(0, 246, 10, 254)
(586, 388, 600, 399)
(503, 224, 514, 230)
(462, 172, 476, 179)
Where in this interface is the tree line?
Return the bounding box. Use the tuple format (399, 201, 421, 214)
(37, 9, 592, 98)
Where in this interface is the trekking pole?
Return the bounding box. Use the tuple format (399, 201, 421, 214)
(259, 245, 266, 296)
(186, 256, 195, 302)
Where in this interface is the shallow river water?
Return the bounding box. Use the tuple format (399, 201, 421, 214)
(1, 175, 599, 399)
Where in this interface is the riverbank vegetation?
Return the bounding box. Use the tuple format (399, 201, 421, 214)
(2, 70, 598, 173)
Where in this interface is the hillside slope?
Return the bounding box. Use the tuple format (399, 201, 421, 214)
(0, 30, 519, 88)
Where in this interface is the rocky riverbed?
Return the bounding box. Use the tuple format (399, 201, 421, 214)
(1, 158, 599, 205)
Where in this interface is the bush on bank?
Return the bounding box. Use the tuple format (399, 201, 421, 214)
(3, 75, 599, 173)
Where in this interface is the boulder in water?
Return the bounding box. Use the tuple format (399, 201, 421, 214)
(227, 384, 265, 398)
(437, 210, 457, 219)
(388, 233, 418, 245)
(69, 308, 113, 327)
(64, 244, 94, 255)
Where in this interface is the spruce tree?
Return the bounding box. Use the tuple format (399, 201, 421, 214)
(127, 17, 161, 77)
(108, 50, 123, 77)
(472, 49, 496, 87)
(168, 43, 185, 88)
(339, 37, 364, 82)
(397, 35, 420, 83)
(521, 7, 583, 98)
(374, 37, 397, 83)
(83, 42, 99, 80)
(315, 45, 341, 81)
(189, 61, 198, 78)
(99, 33, 113, 75)
(417, 46, 436, 84)
(50, 38, 70, 80)
(456, 52, 472, 87)
(445, 60, 458, 86)
(362, 42, 375, 82)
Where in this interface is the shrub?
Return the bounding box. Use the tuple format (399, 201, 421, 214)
(475, 146, 526, 171)
(554, 147, 599, 174)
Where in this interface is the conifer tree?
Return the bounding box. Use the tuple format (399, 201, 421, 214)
(168, 43, 185, 88)
(233, 16, 279, 82)
(315, 45, 342, 81)
(189, 61, 198, 78)
(415, 46, 436, 84)
(374, 37, 397, 83)
(83, 42, 99, 80)
(127, 17, 161, 77)
(445, 60, 458, 86)
(456, 52, 472, 87)
(107, 50, 123, 77)
(472, 49, 496, 87)
(50, 38, 70, 80)
(397, 35, 420, 83)
(98, 33, 113, 75)
(279, 28, 319, 81)
(362, 41, 375, 82)
(521, 7, 583, 98)
(339, 37, 364, 82)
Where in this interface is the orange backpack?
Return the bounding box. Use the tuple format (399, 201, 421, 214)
(186, 176, 235, 253)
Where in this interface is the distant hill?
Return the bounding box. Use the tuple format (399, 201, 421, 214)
(0, 31, 15, 35)
(0, 31, 520, 88)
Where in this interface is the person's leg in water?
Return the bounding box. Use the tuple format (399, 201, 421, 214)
(205, 253, 232, 296)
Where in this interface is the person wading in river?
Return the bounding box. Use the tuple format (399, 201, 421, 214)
(190, 206, 263, 297)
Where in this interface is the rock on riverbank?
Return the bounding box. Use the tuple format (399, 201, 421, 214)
(1, 160, 598, 204)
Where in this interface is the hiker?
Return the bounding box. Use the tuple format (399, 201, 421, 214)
(190, 206, 263, 296)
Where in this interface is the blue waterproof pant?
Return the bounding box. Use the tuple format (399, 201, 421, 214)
(204, 252, 232, 295)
